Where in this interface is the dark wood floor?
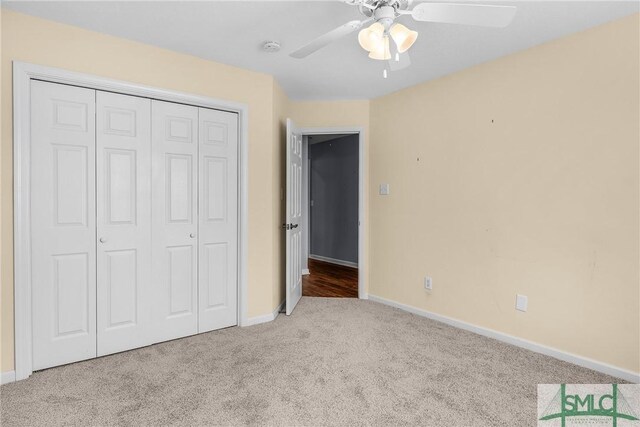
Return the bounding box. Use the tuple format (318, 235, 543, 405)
(302, 258, 358, 298)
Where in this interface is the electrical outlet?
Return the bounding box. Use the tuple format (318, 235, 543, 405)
(424, 276, 433, 291)
(516, 294, 528, 312)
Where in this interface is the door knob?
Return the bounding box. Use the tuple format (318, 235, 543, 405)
(189, 233, 196, 238)
(99, 237, 107, 243)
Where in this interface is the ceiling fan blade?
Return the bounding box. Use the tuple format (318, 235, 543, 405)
(410, 3, 516, 28)
(290, 20, 368, 59)
(389, 51, 411, 72)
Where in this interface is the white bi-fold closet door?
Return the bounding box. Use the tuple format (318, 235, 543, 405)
(96, 91, 153, 356)
(31, 80, 238, 371)
(150, 101, 239, 340)
(31, 81, 97, 369)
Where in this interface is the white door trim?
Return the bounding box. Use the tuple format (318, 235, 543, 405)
(12, 61, 250, 381)
(298, 126, 367, 300)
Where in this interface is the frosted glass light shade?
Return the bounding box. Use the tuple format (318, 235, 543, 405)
(389, 23, 418, 53)
(368, 35, 391, 60)
(358, 22, 384, 52)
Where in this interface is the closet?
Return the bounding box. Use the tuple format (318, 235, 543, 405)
(30, 80, 238, 370)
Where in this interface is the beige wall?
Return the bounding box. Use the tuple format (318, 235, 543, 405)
(0, 9, 282, 372)
(288, 100, 370, 129)
(369, 14, 639, 373)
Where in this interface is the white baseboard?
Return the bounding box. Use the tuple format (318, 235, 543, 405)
(309, 254, 358, 269)
(302, 268, 310, 275)
(1, 371, 16, 385)
(368, 294, 640, 383)
(243, 300, 285, 327)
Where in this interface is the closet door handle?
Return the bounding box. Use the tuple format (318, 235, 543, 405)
(99, 237, 107, 243)
(189, 233, 196, 238)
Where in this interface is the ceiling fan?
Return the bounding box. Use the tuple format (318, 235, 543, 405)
(290, 0, 517, 76)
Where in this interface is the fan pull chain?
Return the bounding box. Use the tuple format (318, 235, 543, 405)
(383, 33, 391, 79)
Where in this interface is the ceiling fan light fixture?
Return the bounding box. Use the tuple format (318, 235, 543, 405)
(389, 23, 418, 53)
(358, 22, 384, 52)
(368, 35, 391, 61)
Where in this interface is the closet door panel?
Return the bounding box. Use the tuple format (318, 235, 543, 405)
(96, 91, 152, 356)
(151, 100, 198, 341)
(31, 80, 97, 370)
(198, 108, 238, 332)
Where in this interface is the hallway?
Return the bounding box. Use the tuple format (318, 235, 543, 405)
(302, 259, 358, 298)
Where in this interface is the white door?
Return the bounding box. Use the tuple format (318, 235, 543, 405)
(285, 119, 303, 315)
(31, 80, 97, 370)
(96, 91, 152, 356)
(198, 108, 238, 332)
(151, 100, 199, 341)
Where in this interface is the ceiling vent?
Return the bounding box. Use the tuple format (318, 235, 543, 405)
(262, 41, 281, 53)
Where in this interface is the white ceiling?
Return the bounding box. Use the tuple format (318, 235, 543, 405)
(4, 1, 638, 100)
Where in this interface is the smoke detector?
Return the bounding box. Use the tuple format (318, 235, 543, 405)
(262, 41, 281, 53)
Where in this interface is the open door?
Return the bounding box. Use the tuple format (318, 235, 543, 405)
(285, 119, 303, 315)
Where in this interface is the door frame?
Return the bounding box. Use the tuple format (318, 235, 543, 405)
(12, 61, 250, 381)
(298, 126, 367, 300)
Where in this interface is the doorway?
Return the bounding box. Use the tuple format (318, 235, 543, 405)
(302, 133, 359, 298)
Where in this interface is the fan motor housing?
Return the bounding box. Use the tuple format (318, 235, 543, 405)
(359, 0, 412, 17)
(374, 6, 396, 29)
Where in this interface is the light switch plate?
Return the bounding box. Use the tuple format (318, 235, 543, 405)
(379, 183, 390, 195)
(516, 294, 528, 312)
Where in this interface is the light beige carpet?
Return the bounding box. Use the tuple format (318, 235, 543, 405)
(0, 297, 622, 426)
